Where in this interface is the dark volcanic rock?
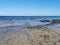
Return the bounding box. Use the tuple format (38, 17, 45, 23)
(40, 19, 60, 24)
(40, 19, 51, 22)
(51, 19, 60, 23)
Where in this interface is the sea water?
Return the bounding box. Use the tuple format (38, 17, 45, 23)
(0, 16, 60, 41)
(0, 16, 60, 29)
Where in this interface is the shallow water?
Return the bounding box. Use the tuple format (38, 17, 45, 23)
(0, 19, 60, 45)
(52, 24, 60, 30)
(0, 16, 60, 45)
(0, 19, 60, 32)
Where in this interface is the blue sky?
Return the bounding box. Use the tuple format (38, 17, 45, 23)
(0, 0, 60, 16)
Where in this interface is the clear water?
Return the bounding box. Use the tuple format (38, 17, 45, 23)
(0, 16, 60, 34)
(0, 16, 60, 41)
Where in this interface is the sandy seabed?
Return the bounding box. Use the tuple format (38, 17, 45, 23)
(0, 26, 60, 45)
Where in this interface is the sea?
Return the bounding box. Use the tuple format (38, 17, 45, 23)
(0, 16, 60, 40)
(0, 16, 60, 29)
(0, 16, 60, 20)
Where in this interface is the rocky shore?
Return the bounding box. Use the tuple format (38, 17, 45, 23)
(40, 19, 60, 24)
